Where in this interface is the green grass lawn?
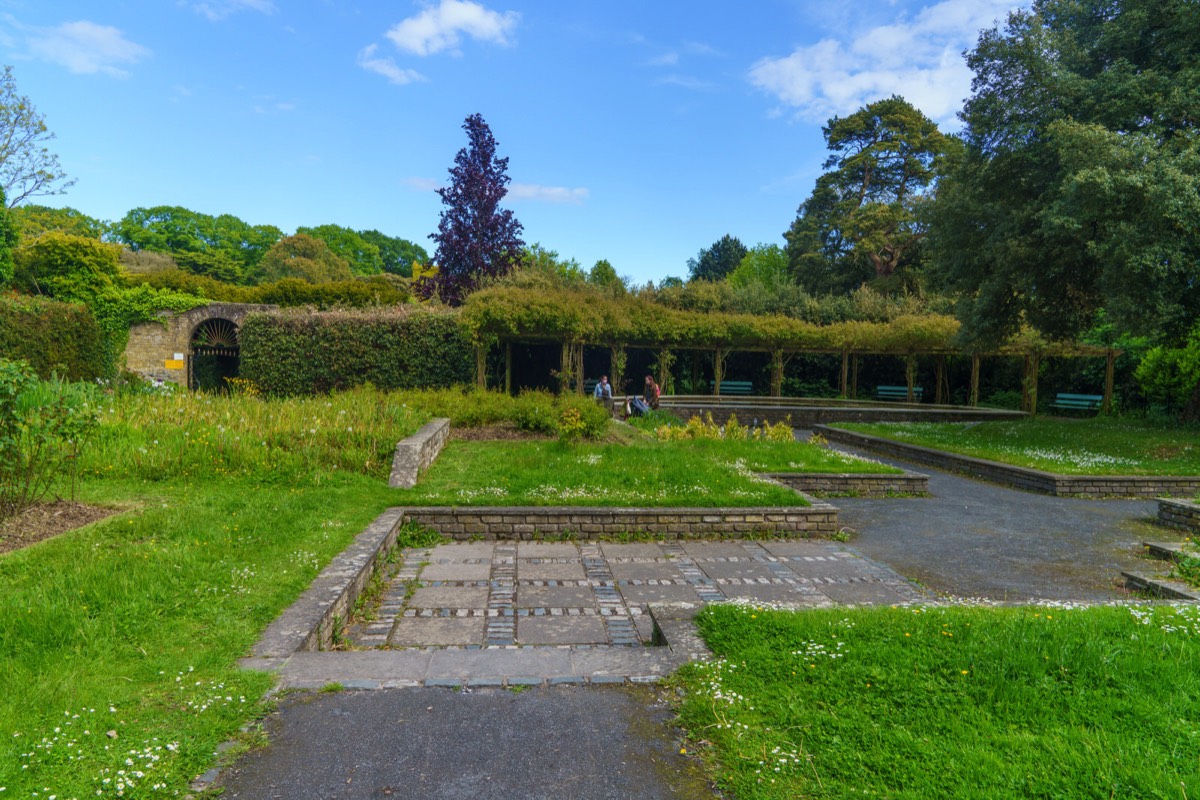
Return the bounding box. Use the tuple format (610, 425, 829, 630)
(0, 388, 425, 798)
(836, 417, 1200, 475)
(674, 602, 1200, 799)
(393, 437, 892, 508)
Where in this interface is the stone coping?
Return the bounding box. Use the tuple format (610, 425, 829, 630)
(766, 470, 928, 497)
(816, 425, 1200, 498)
(398, 502, 839, 540)
(250, 508, 407, 658)
(1158, 497, 1200, 531)
(658, 403, 1025, 427)
(1121, 571, 1199, 601)
(389, 418, 451, 489)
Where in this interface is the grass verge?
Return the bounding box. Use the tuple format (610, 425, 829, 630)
(673, 602, 1200, 799)
(835, 417, 1200, 475)
(393, 437, 888, 507)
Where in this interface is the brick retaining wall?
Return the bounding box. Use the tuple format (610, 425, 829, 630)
(1158, 498, 1200, 531)
(816, 425, 1200, 498)
(766, 471, 928, 497)
(400, 504, 839, 540)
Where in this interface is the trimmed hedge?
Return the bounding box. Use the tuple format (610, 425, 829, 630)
(239, 308, 474, 395)
(0, 294, 105, 381)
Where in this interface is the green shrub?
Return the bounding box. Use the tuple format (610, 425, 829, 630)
(240, 308, 473, 395)
(557, 393, 611, 439)
(0, 294, 106, 381)
(0, 359, 99, 519)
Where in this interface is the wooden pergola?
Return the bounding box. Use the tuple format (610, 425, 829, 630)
(474, 337, 1120, 415)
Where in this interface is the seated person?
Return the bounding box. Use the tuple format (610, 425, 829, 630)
(593, 375, 612, 400)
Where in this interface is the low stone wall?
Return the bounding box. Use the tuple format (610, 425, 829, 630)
(400, 503, 839, 540)
(1158, 498, 1200, 531)
(766, 470, 928, 497)
(816, 425, 1200, 498)
(659, 402, 1024, 427)
(251, 508, 406, 656)
(389, 418, 451, 489)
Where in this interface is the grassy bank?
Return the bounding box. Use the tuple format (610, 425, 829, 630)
(674, 602, 1200, 799)
(0, 388, 426, 797)
(836, 417, 1200, 475)
(393, 436, 888, 508)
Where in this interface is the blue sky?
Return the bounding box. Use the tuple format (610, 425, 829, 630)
(0, 0, 1021, 284)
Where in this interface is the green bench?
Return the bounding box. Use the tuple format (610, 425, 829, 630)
(1049, 393, 1103, 413)
(875, 385, 923, 402)
(709, 380, 754, 395)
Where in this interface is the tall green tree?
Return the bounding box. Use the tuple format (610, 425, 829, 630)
(115, 206, 282, 283)
(11, 204, 107, 240)
(297, 224, 383, 276)
(13, 232, 121, 298)
(727, 243, 790, 291)
(0, 66, 74, 207)
(258, 234, 353, 284)
(786, 95, 957, 294)
(929, 0, 1200, 350)
(359, 229, 428, 277)
(687, 234, 748, 282)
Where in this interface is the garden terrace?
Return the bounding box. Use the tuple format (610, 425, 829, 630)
(459, 287, 1121, 414)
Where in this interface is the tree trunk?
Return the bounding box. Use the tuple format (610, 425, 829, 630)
(1183, 377, 1200, 422)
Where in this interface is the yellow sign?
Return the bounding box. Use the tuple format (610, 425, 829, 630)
(164, 359, 185, 370)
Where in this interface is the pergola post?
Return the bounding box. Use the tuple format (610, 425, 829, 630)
(713, 348, 724, 395)
(475, 345, 487, 389)
(970, 354, 981, 407)
(656, 348, 674, 395)
(770, 349, 784, 398)
(905, 355, 917, 402)
(504, 341, 512, 395)
(851, 354, 859, 399)
(575, 343, 584, 395)
(610, 344, 626, 397)
(840, 350, 849, 398)
(935, 355, 946, 405)
(1022, 353, 1040, 415)
(1103, 349, 1116, 414)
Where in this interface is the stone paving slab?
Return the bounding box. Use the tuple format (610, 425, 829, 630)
(242, 539, 928, 688)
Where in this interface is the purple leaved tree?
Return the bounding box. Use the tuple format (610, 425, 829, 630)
(420, 113, 524, 306)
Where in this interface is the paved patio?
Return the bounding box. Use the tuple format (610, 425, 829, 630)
(344, 538, 927, 650)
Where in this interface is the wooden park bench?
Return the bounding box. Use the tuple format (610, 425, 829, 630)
(1049, 393, 1103, 413)
(875, 385, 923, 402)
(709, 380, 754, 396)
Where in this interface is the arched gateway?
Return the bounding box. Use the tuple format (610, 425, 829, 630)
(123, 302, 275, 389)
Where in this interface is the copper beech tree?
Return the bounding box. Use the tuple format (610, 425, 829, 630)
(420, 114, 524, 306)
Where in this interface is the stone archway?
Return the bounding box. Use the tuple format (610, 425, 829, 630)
(189, 317, 241, 391)
(124, 302, 276, 388)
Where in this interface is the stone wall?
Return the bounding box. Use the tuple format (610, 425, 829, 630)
(123, 302, 275, 386)
(400, 504, 839, 540)
(251, 508, 406, 656)
(658, 402, 1025, 427)
(766, 470, 928, 497)
(389, 418, 451, 488)
(817, 425, 1200, 498)
(1158, 498, 1200, 531)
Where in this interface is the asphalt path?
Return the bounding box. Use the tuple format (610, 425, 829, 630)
(214, 685, 714, 800)
(825, 440, 1180, 602)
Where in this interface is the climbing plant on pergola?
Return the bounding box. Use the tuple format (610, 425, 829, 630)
(459, 287, 1119, 413)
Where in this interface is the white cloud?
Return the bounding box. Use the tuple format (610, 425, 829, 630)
(26, 20, 150, 77)
(647, 52, 679, 67)
(748, 0, 1018, 126)
(509, 184, 588, 204)
(656, 74, 716, 92)
(188, 0, 275, 22)
(358, 44, 427, 85)
(404, 177, 442, 192)
(386, 0, 519, 57)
